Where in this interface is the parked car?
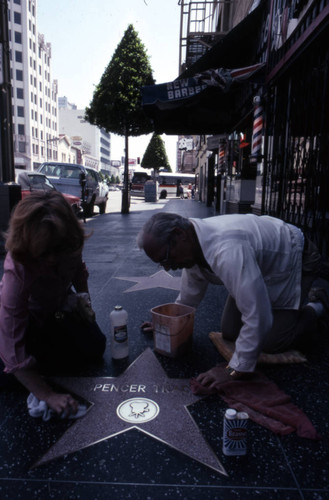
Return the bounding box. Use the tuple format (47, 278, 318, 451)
(16, 171, 82, 215)
(37, 162, 108, 216)
(99, 179, 110, 202)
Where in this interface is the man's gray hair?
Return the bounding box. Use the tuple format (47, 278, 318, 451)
(136, 212, 191, 248)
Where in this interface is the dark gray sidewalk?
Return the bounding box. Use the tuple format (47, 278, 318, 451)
(0, 196, 329, 499)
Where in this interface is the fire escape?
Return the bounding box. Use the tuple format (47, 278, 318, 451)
(178, 0, 235, 75)
(177, 1, 235, 177)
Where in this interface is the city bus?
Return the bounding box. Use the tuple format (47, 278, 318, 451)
(157, 172, 195, 197)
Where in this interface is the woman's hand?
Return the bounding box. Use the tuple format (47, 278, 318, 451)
(45, 392, 79, 416)
(14, 367, 79, 416)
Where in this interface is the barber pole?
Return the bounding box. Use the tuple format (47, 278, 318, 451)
(251, 95, 263, 162)
(218, 141, 225, 173)
(223, 408, 249, 456)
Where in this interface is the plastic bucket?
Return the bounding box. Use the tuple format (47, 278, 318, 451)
(151, 303, 195, 357)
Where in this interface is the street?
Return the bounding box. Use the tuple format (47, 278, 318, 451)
(98, 189, 170, 215)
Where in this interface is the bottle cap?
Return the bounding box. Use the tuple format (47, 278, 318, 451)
(225, 408, 237, 419)
(114, 305, 122, 310)
(237, 412, 249, 420)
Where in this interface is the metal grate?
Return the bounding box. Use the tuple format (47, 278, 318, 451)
(263, 42, 329, 257)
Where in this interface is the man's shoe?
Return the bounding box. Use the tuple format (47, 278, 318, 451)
(308, 287, 329, 313)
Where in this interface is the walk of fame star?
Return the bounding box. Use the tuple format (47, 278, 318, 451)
(34, 349, 227, 475)
(116, 270, 181, 292)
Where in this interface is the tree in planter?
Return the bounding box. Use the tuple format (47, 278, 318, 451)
(85, 24, 155, 213)
(141, 133, 172, 174)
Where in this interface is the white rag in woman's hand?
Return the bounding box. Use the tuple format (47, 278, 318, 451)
(27, 393, 88, 421)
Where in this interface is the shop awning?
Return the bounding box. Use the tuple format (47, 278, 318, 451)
(142, 63, 265, 134)
(141, 1, 265, 135)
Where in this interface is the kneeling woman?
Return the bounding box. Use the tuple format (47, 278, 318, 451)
(0, 191, 106, 416)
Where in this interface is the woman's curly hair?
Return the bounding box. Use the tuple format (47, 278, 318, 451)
(5, 190, 86, 263)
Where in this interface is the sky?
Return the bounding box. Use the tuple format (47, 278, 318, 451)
(37, 0, 182, 169)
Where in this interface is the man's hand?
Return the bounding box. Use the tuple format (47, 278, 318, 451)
(45, 392, 79, 416)
(140, 321, 153, 333)
(196, 366, 233, 390)
(196, 365, 251, 390)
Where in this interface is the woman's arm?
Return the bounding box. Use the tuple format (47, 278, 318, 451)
(14, 367, 78, 415)
(72, 258, 89, 293)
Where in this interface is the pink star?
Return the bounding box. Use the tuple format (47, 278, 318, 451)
(116, 270, 181, 293)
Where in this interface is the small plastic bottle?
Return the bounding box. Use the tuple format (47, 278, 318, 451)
(110, 305, 129, 359)
(222, 408, 248, 456)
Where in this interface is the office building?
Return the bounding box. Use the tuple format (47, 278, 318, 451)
(58, 106, 112, 173)
(8, 0, 58, 170)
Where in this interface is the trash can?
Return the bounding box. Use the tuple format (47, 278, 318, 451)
(144, 180, 158, 202)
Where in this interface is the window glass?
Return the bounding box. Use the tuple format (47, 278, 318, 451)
(14, 31, 22, 44)
(86, 168, 98, 182)
(15, 51, 22, 62)
(14, 12, 21, 24)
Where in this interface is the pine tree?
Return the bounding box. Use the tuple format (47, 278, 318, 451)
(85, 24, 155, 213)
(141, 133, 172, 173)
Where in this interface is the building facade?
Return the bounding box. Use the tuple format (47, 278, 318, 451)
(176, 135, 197, 174)
(8, 0, 58, 170)
(177, 0, 329, 257)
(144, 0, 329, 258)
(58, 96, 76, 110)
(58, 107, 112, 173)
(177, 0, 254, 193)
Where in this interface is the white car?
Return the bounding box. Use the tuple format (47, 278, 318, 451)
(38, 163, 108, 215)
(99, 180, 109, 200)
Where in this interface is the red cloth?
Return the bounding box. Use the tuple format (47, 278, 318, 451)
(190, 365, 320, 440)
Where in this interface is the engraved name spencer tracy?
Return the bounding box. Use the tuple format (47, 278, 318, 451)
(92, 382, 192, 394)
(35, 349, 226, 475)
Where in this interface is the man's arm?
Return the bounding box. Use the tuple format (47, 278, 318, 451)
(176, 266, 209, 308)
(213, 242, 273, 373)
